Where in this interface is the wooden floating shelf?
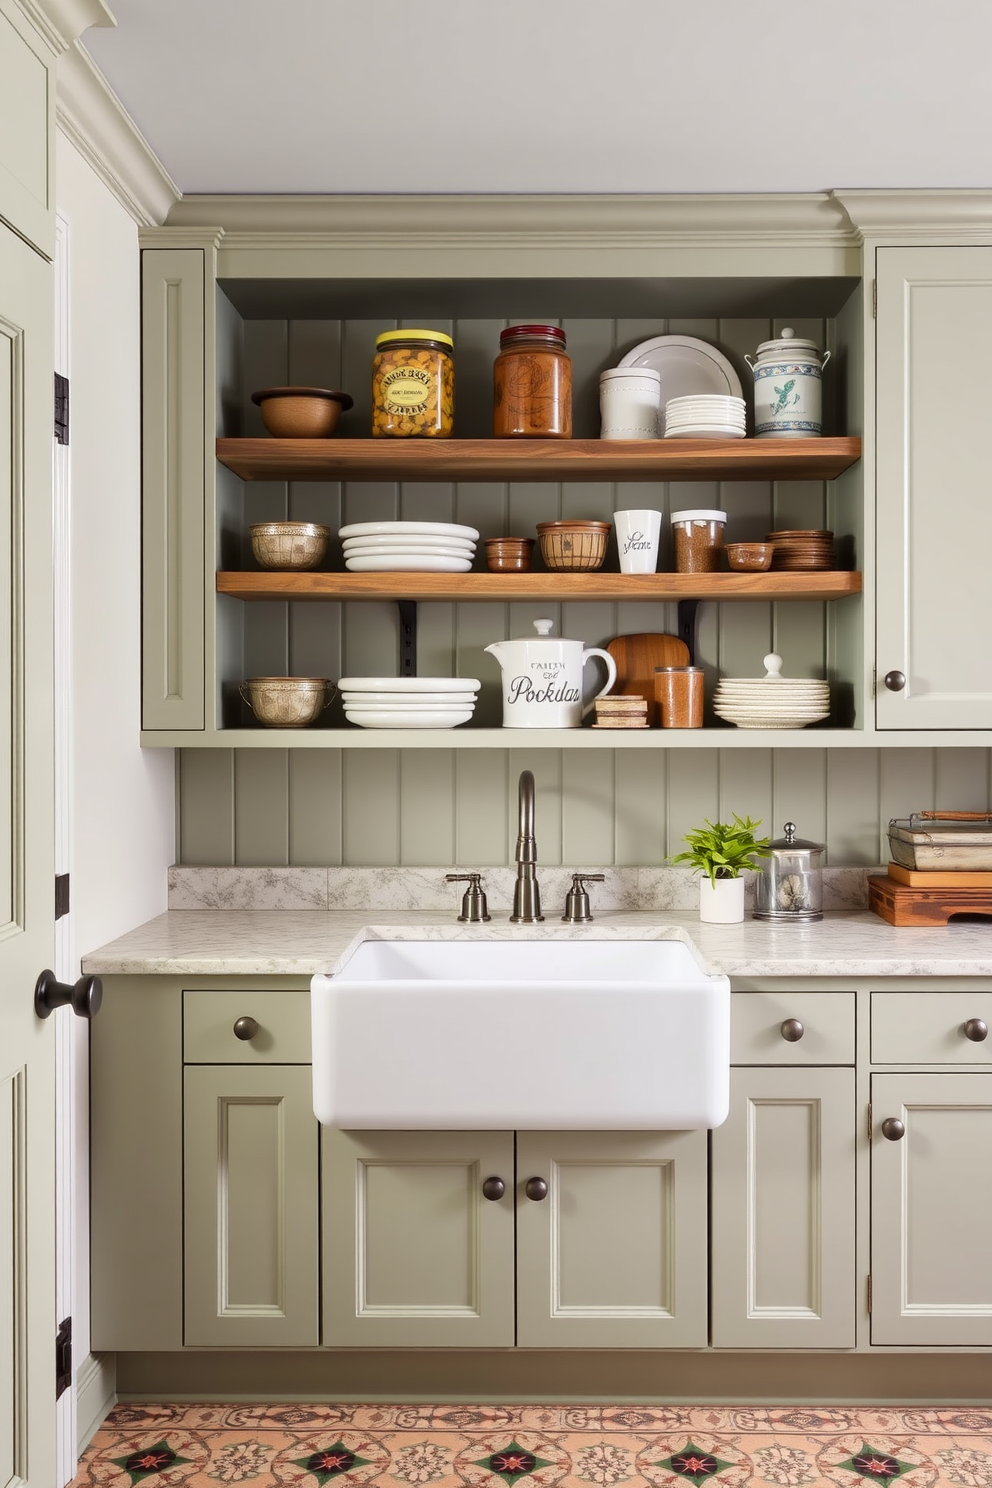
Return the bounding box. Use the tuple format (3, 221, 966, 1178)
(215, 435, 862, 484)
(217, 571, 862, 603)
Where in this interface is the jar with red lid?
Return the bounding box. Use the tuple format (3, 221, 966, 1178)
(493, 324, 572, 438)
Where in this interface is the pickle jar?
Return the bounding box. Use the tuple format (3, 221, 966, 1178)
(493, 324, 572, 438)
(372, 328, 454, 438)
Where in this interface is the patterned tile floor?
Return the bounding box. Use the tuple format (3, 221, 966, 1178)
(71, 1404, 992, 1488)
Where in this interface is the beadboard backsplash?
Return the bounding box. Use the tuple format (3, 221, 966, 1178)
(177, 746, 992, 867)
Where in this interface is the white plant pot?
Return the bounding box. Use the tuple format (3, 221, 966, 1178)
(699, 875, 745, 924)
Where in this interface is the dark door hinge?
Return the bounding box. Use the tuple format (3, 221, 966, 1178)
(867, 1276, 873, 1315)
(54, 373, 69, 446)
(871, 279, 877, 319)
(55, 873, 70, 920)
(55, 1316, 71, 1399)
(867, 1104, 872, 1141)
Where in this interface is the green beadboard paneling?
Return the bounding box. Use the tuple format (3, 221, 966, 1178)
(235, 750, 289, 865)
(180, 751, 235, 864)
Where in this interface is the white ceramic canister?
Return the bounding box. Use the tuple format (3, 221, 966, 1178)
(599, 366, 662, 440)
(485, 619, 618, 728)
(745, 327, 831, 439)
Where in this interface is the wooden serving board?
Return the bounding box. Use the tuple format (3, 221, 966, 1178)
(869, 875, 992, 926)
(606, 633, 690, 725)
(888, 861, 992, 889)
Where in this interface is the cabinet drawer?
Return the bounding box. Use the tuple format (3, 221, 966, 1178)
(731, 991, 854, 1064)
(871, 991, 992, 1064)
(183, 989, 311, 1064)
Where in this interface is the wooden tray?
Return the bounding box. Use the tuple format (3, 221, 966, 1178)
(869, 875, 992, 926)
(888, 862, 992, 889)
(606, 633, 690, 726)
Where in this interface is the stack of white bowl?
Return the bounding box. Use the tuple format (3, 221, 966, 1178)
(713, 653, 830, 730)
(340, 520, 479, 572)
(339, 676, 481, 730)
(664, 394, 747, 439)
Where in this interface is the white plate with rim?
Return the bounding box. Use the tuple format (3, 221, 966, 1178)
(665, 427, 746, 440)
(344, 709, 475, 729)
(340, 691, 479, 705)
(345, 555, 473, 572)
(339, 676, 481, 692)
(342, 533, 476, 547)
(342, 542, 477, 558)
(618, 335, 743, 433)
(339, 520, 480, 540)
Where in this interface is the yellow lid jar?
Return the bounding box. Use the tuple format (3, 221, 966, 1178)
(372, 329, 454, 438)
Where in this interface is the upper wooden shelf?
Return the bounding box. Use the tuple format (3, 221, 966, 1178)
(217, 571, 862, 603)
(215, 436, 862, 484)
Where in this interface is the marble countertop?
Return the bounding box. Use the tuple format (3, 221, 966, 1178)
(81, 908, 992, 979)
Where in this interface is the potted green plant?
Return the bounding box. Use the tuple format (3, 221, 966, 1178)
(670, 814, 771, 923)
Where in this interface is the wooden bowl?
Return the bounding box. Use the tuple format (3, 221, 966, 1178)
(485, 537, 535, 572)
(536, 520, 610, 571)
(725, 542, 774, 571)
(251, 387, 353, 438)
(250, 521, 331, 570)
(241, 677, 335, 727)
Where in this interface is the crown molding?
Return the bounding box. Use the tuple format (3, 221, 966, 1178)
(834, 188, 992, 241)
(13, 0, 113, 54)
(57, 41, 180, 226)
(165, 192, 859, 250)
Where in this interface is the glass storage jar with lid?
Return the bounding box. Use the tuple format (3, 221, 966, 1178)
(753, 821, 824, 922)
(372, 329, 454, 438)
(493, 324, 572, 438)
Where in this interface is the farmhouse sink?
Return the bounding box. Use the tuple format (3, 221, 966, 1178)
(311, 938, 729, 1131)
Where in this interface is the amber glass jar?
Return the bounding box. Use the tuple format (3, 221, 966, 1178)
(493, 324, 572, 438)
(372, 329, 454, 438)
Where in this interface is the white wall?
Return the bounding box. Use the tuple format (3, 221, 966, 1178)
(55, 129, 175, 1366)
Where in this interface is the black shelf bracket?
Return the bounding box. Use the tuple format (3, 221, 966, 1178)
(397, 601, 418, 678)
(677, 598, 700, 666)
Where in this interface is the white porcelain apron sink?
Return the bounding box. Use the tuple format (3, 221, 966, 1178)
(311, 939, 729, 1130)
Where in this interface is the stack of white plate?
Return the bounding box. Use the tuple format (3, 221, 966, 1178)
(713, 653, 830, 730)
(339, 521, 479, 572)
(339, 676, 481, 729)
(664, 395, 747, 439)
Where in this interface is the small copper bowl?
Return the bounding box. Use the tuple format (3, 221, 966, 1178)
(251, 386, 354, 438)
(486, 537, 534, 572)
(536, 520, 611, 571)
(725, 541, 775, 572)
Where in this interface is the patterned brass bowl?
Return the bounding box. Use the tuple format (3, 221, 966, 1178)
(240, 677, 336, 728)
(249, 521, 331, 570)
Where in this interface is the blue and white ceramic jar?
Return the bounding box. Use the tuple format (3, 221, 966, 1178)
(746, 327, 830, 439)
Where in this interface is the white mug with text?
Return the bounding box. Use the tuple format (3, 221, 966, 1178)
(613, 509, 662, 574)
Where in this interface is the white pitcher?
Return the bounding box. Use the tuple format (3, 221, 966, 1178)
(485, 619, 617, 728)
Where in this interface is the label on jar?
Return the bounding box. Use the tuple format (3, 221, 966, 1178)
(381, 365, 432, 416)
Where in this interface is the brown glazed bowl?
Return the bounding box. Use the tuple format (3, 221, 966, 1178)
(485, 537, 535, 572)
(536, 520, 611, 571)
(251, 387, 354, 438)
(725, 542, 775, 571)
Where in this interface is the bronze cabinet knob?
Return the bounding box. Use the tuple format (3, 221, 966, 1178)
(233, 1015, 259, 1041)
(524, 1176, 549, 1201)
(884, 671, 906, 692)
(481, 1176, 505, 1201)
(964, 1018, 989, 1043)
(881, 1117, 906, 1141)
(780, 1018, 805, 1042)
(34, 970, 102, 1020)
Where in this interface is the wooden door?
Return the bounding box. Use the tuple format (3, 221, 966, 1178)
(875, 246, 992, 728)
(0, 224, 56, 1480)
(872, 1073, 992, 1345)
(515, 1131, 707, 1348)
(184, 1066, 318, 1346)
(711, 1067, 856, 1348)
(322, 1129, 514, 1347)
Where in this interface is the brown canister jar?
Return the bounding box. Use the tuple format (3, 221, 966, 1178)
(493, 324, 572, 438)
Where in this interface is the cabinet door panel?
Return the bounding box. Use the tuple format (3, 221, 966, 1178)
(142, 249, 205, 729)
(0, 0, 53, 256)
(872, 1073, 992, 1345)
(184, 1065, 318, 1346)
(876, 246, 992, 728)
(515, 1131, 707, 1348)
(322, 1129, 514, 1347)
(711, 1068, 855, 1348)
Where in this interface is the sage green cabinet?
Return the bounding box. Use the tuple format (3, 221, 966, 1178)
(871, 1073, 992, 1346)
(875, 245, 992, 729)
(0, 0, 55, 256)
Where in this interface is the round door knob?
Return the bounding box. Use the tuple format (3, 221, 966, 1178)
(524, 1176, 548, 1201)
(34, 970, 102, 1020)
(780, 1018, 805, 1042)
(964, 1018, 989, 1043)
(482, 1176, 505, 1201)
(881, 1117, 906, 1141)
(233, 1016, 259, 1041)
(884, 671, 906, 692)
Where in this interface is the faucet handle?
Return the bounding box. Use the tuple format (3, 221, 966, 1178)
(561, 873, 605, 924)
(445, 873, 491, 924)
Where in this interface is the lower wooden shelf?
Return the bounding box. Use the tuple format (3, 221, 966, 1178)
(143, 726, 870, 749)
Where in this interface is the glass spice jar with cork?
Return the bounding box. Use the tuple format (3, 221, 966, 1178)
(493, 324, 572, 438)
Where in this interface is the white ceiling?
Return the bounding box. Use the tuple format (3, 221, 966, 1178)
(83, 0, 992, 197)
